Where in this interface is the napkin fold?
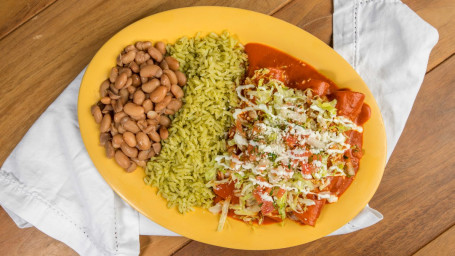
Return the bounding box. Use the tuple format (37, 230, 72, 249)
(0, 1, 438, 255)
(333, 0, 438, 160)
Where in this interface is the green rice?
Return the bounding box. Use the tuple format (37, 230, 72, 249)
(145, 32, 247, 213)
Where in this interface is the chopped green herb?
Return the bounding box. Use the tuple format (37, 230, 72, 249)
(268, 153, 277, 162)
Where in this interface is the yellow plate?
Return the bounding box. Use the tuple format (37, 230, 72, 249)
(78, 6, 386, 250)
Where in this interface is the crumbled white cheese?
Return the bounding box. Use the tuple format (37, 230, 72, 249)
(234, 133, 248, 147)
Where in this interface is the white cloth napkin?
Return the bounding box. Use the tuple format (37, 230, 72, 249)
(0, 1, 438, 255)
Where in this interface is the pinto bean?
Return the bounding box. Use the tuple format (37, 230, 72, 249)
(100, 80, 110, 98)
(132, 158, 146, 167)
(142, 41, 152, 50)
(109, 67, 118, 83)
(112, 134, 124, 148)
(113, 99, 123, 113)
(136, 119, 148, 130)
(159, 60, 169, 70)
(147, 46, 163, 63)
(126, 161, 137, 172)
(155, 41, 166, 55)
(136, 132, 151, 150)
(123, 120, 140, 133)
(116, 55, 123, 66)
(105, 141, 115, 158)
(125, 77, 133, 88)
(152, 143, 161, 155)
(99, 132, 110, 146)
(120, 142, 138, 158)
(122, 131, 136, 147)
(110, 124, 118, 136)
(120, 116, 130, 125)
(159, 127, 169, 140)
(123, 103, 144, 117)
(119, 88, 129, 105)
(108, 90, 121, 100)
(130, 113, 146, 121)
(91, 105, 103, 123)
(133, 90, 145, 105)
(121, 50, 136, 65)
(160, 74, 170, 87)
(149, 130, 161, 143)
(100, 97, 111, 105)
(148, 117, 160, 125)
(167, 98, 183, 112)
(102, 104, 113, 113)
(146, 110, 158, 119)
(155, 67, 163, 78)
(114, 112, 127, 124)
(145, 59, 154, 66)
(142, 79, 160, 93)
(175, 70, 187, 86)
(140, 64, 161, 78)
(115, 72, 128, 89)
(127, 85, 136, 94)
(114, 150, 130, 169)
(119, 67, 132, 77)
(142, 124, 156, 134)
(117, 124, 126, 134)
(142, 99, 153, 113)
(170, 84, 184, 98)
(164, 56, 179, 71)
(100, 114, 112, 132)
(131, 74, 141, 86)
(110, 82, 120, 94)
(125, 44, 136, 52)
(159, 115, 171, 127)
(138, 149, 152, 161)
(135, 41, 152, 51)
(135, 51, 150, 65)
(129, 62, 140, 74)
(154, 95, 172, 112)
(164, 109, 175, 115)
(150, 86, 167, 103)
(163, 69, 178, 85)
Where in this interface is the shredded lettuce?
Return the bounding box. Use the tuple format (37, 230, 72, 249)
(276, 192, 287, 219)
(318, 99, 337, 116)
(217, 197, 231, 231)
(205, 168, 217, 181)
(212, 67, 360, 226)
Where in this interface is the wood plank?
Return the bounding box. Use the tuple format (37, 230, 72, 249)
(0, 207, 77, 255)
(0, 0, 57, 40)
(139, 236, 189, 256)
(174, 57, 455, 255)
(413, 225, 455, 256)
(273, 0, 455, 72)
(403, 0, 455, 71)
(273, 0, 333, 45)
(0, 0, 288, 255)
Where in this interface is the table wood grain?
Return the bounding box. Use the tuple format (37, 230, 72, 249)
(0, 0, 57, 40)
(0, 0, 454, 255)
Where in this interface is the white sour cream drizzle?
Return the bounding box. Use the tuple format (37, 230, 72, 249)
(216, 79, 360, 204)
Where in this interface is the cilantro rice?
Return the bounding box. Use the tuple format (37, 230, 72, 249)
(145, 32, 247, 213)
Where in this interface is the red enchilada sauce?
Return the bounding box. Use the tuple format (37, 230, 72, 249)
(213, 43, 371, 226)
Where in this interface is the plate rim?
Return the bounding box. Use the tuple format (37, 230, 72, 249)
(78, 6, 387, 250)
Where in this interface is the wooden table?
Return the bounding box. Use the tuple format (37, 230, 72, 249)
(0, 0, 454, 255)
